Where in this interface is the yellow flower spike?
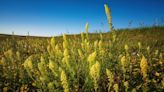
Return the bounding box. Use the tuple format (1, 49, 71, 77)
(113, 83, 119, 92)
(138, 42, 142, 50)
(106, 69, 114, 91)
(140, 55, 148, 78)
(27, 60, 33, 69)
(50, 37, 56, 48)
(49, 60, 55, 70)
(124, 81, 129, 92)
(85, 22, 89, 40)
(121, 56, 126, 67)
(85, 22, 89, 34)
(88, 51, 97, 66)
(63, 41, 68, 49)
(90, 61, 100, 91)
(55, 44, 59, 50)
(38, 62, 47, 76)
(90, 61, 100, 79)
(104, 4, 110, 17)
(64, 49, 69, 57)
(104, 4, 113, 32)
(61, 70, 69, 92)
(124, 44, 129, 52)
(63, 34, 68, 49)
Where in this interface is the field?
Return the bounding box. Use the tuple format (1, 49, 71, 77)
(0, 4, 164, 92)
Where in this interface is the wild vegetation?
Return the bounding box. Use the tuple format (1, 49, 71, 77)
(0, 4, 164, 92)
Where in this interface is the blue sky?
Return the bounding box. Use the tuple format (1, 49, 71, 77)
(0, 0, 164, 36)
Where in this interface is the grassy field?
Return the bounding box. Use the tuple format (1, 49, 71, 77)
(0, 26, 164, 92)
(1, 26, 164, 53)
(0, 4, 164, 92)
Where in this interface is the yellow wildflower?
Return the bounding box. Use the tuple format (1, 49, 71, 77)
(49, 60, 55, 70)
(104, 4, 113, 31)
(88, 51, 97, 66)
(124, 44, 129, 52)
(61, 70, 69, 92)
(27, 59, 33, 69)
(90, 61, 100, 91)
(140, 56, 148, 78)
(113, 83, 119, 92)
(50, 37, 56, 47)
(121, 56, 126, 67)
(106, 69, 114, 91)
(85, 22, 89, 34)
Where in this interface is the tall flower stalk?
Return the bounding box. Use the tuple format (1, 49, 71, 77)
(89, 61, 100, 92)
(85, 22, 89, 40)
(61, 70, 69, 92)
(104, 4, 113, 32)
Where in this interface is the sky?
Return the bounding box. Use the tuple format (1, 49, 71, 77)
(0, 0, 164, 36)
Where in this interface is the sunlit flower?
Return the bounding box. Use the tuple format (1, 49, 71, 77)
(140, 56, 148, 78)
(124, 44, 129, 52)
(113, 83, 119, 92)
(104, 4, 113, 31)
(88, 51, 97, 66)
(90, 61, 100, 91)
(61, 70, 69, 92)
(85, 22, 89, 33)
